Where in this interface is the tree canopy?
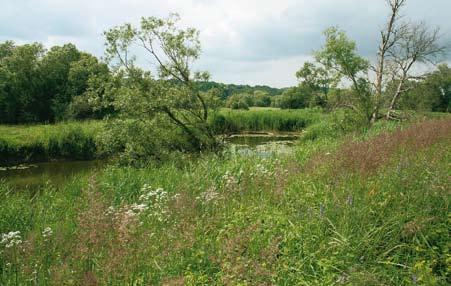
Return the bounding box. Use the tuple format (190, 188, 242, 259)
(0, 41, 109, 123)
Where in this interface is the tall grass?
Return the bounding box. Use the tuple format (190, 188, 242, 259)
(210, 108, 324, 133)
(0, 121, 103, 165)
(1, 117, 449, 284)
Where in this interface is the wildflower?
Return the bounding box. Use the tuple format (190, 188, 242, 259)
(42, 227, 53, 238)
(222, 171, 238, 189)
(105, 206, 116, 216)
(256, 162, 272, 176)
(196, 187, 221, 204)
(1, 231, 22, 248)
(346, 195, 353, 206)
(130, 203, 148, 213)
(319, 204, 325, 217)
(135, 185, 175, 223)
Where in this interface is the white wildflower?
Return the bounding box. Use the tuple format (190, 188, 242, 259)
(1, 231, 22, 248)
(130, 203, 148, 213)
(42, 227, 53, 238)
(256, 163, 270, 175)
(196, 187, 221, 204)
(222, 171, 239, 189)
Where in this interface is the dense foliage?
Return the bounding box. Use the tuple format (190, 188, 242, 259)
(0, 41, 109, 123)
(397, 64, 451, 112)
(197, 81, 285, 100)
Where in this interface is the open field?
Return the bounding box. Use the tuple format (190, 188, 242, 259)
(1, 116, 450, 285)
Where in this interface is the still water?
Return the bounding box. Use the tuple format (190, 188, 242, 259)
(0, 134, 298, 189)
(0, 160, 104, 189)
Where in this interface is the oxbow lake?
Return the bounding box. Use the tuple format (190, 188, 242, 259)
(0, 133, 299, 189)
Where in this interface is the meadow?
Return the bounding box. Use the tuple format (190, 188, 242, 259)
(1, 112, 450, 285)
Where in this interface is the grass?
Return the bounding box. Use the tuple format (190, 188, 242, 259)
(211, 108, 324, 134)
(0, 121, 103, 165)
(0, 115, 450, 285)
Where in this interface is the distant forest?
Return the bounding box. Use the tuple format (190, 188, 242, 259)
(197, 81, 286, 99)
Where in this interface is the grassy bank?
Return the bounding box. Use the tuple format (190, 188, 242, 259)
(1, 116, 449, 285)
(211, 108, 324, 134)
(0, 121, 103, 166)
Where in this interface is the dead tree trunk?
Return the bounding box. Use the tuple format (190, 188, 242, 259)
(385, 23, 444, 119)
(371, 0, 406, 123)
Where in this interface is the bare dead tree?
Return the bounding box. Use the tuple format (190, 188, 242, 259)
(371, 0, 407, 123)
(385, 22, 445, 119)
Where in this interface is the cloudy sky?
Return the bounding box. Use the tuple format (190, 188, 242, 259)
(1, 0, 450, 87)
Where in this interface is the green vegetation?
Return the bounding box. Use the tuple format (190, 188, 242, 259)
(0, 108, 325, 165)
(1, 1, 451, 284)
(197, 81, 285, 100)
(1, 117, 449, 284)
(0, 42, 110, 123)
(0, 121, 102, 165)
(212, 108, 324, 133)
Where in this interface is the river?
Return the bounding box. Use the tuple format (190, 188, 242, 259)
(0, 134, 298, 189)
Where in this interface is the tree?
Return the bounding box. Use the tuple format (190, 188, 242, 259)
(274, 87, 310, 109)
(253, 90, 271, 107)
(0, 42, 45, 123)
(398, 64, 451, 112)
(40, 44, 82, 120)
(385, 22, 445, 118)
(371, 0, 407, 122)
(226, 93, 254, 109)
(0, 41, 106, 123)
(64, 53, 111, 119)
(296, 61, 338, 107)
(425, 64, 451, 112)
(311, 0, 446, 124)
(315, 27, 373, 123)
(103, 14, 219, 156)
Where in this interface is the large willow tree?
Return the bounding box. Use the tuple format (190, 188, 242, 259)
(102, 14, 220, 162)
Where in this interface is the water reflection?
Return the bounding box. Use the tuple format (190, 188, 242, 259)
(0, 160, 104, 189)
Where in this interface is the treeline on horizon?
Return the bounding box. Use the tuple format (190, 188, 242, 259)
(0, 40, 449, 124)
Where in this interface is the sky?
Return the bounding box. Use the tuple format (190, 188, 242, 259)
(1, 0, 450, 87)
